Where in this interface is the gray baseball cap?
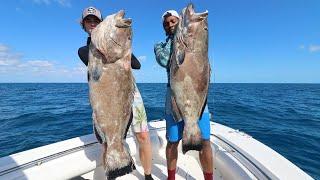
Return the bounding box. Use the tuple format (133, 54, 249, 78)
(81, 6, 103, 22)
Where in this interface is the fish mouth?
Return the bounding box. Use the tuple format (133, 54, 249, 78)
(115, 10, 132, 28)
(116, 18, 132, 28)
(185, 3, 208, 22)
(194, 11, 208, 21)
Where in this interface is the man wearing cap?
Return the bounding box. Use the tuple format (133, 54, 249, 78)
(78, 7, 153, 180)
(154, 10, 213, 180)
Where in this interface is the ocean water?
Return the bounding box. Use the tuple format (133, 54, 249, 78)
(0, 83, 319, 179)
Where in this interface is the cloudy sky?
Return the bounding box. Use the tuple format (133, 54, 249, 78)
(0, 0, 319, 83)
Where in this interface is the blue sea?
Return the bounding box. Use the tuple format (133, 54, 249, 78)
(0, 83, 319, 179)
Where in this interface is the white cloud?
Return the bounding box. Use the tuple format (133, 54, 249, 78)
(0, 44, 21, 66)
(56, 0, 71, 7)
(33, 0, 50, 5)
(300, 44, 320, 53)
(33, 0, 71, 7)
(0, 44, 9, 52)
(0, 44, 86, 82)
(309, 45, 320, 52)
(25, 60, 54, 67)
(299, 45, 305, 49)
(137, 56, 147, 62)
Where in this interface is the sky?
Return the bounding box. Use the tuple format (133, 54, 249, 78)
(0, 0, 319, 83)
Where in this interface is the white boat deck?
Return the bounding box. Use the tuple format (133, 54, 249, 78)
(80, 121, 223, 180)
(0, 120, 313, 180)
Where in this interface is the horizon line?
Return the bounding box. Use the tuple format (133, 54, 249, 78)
(0, 82, 319, 84)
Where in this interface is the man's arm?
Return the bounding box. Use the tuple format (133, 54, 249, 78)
(131, 54, 141, 69)
(154, 38, 172, 68)
(78, 46, 141, 70)
(78, 46, 89, 66)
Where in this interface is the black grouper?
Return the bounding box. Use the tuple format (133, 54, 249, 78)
(170, 4, 210, 153)
(88, 10, 135, 179)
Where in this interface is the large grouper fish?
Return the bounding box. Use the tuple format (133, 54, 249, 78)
(87, 10, 135, 179)
(170, 4, 210, 153)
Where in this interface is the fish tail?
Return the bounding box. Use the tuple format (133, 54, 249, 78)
(182, 123, 202, 154)
(104, 142, 135, 179)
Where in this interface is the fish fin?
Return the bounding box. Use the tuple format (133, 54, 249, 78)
(173, 30, 186, 66)
(104, 142, 135, 179)
(88, 45, 103, 82)
(199, 98, 208, 119)
(182, 95, 208, 154)
(171, 43, 185, 68)
(92, 111, 106, 144)
(182, 99, 208, 154)
(199, 63, 210, 118)
(104, 109, 135, 179)
(182, 143, 202, 154)
(123, 111, 133, 139)
(91, 66, 102, 81)
(93, 124, 103, 144)
(182, 123, 202, 154)
(107, 160, 136, 179)
(176, 48, 185, 65)
(171, 96, 183, 122)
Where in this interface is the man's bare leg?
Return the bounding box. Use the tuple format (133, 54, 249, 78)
(199, 140, 213, 180)
(135, 132, 153, 177)
(166, 141, 179, 180)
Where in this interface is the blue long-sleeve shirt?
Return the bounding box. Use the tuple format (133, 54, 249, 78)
(154, 36, 173, 86)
